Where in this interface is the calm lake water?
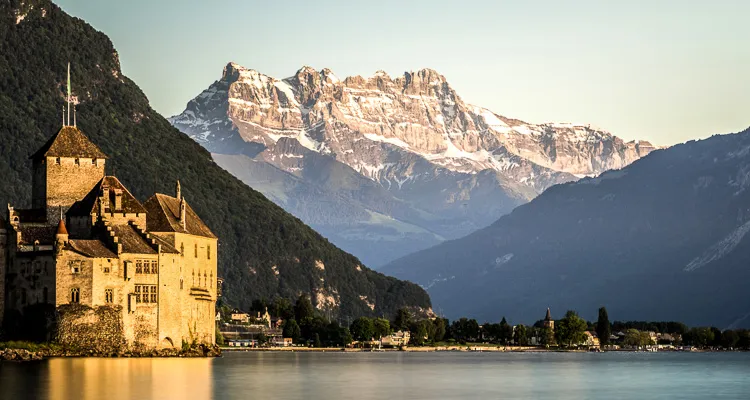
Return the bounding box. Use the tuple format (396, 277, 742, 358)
(1, 352, 749, 399)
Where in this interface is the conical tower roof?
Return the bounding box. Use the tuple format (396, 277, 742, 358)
(545, 308, 552, 321)
(56, 218, 68, 235)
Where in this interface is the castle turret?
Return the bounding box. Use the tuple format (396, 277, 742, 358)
(55, 218, 69, 251)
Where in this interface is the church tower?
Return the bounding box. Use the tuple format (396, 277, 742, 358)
(30, 64, 107, 222)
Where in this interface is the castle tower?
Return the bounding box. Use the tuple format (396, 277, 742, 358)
(30, 66, 108, 223)
(30, 126, 108, 222)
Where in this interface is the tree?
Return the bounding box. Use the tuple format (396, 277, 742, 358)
(373, 318, 391, 340)
(555, 310, 588, 347)
(623, 329, 649, 347)
(313, 333, 322, 348)
(432, 318, 447, 342)
(709, 327, 723, 347)
(450, 318, 480, 343)
(282, 319, 301, 343)
(499, 317, 513, 345)
(294, 295, 315, 324)
(721, 330, 739, 349)
(324, 322, 352, 347)
(394, 308, 412, 331)
(271, 297, 295, 321)
(251, 299, 268, 313)
(513, 324, 528, 346)
(539, 326, 554, 346)
(596, 307, 611, 347)
(350, 317, 375, 343)
(409, 320, 433, 346)
(684, 327, 715, 348)
(215, 322, 225, 346)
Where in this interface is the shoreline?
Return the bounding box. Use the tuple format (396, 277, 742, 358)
(219, 346, 721, 353)
(0, 344, 221, 362)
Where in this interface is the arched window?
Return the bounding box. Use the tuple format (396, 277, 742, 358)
(180, 243, 184, 257)
(194, 244, 198, 258)
(207, 244, 211, 260)
(105, 289, 114, 303)
(70, 288, 80, 303)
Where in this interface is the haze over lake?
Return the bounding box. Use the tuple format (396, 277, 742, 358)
(2, 352, 750, 399)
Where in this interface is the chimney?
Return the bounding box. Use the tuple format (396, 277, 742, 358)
(100, 185, 110, 212)
(179, 197, 186, 230)
(176, 180, 181, 200)
(113, 189, 123, 211)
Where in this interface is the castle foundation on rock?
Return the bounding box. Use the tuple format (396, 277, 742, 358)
(0, 105, 218, 349)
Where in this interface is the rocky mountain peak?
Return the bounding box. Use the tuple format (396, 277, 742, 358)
(171, 63, 658, 266)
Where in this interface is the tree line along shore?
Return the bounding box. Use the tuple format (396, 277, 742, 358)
(4, 299, 750, 361)
(216, 298, 750, 352)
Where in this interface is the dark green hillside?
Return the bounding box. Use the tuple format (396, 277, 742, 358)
(0, 0, 430, 319)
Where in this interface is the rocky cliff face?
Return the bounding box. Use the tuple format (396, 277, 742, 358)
(171, 63, 655, 267)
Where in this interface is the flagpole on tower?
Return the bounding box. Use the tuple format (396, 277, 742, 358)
(66, 62, 71, 126)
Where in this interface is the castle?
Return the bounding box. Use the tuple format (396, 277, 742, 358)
(0, 102, 218, 349)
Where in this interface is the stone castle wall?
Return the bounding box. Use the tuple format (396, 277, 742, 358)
(56, 304, 126, 354)
(42, 156, 104, 219)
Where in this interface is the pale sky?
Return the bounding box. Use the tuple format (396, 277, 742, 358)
(56, 0, 750, 145)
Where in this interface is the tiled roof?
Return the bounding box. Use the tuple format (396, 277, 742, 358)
(110, 224, 157, 255)
(30, 126, 108, 160)
(18, 225, 56, 245)
(151, 234, 180, 254)
(144, 194, 216, 239)
(67, 240, 117, 258)
(68, 176, 147, 216)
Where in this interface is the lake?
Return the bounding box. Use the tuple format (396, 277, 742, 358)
(1, 352, 749, 399)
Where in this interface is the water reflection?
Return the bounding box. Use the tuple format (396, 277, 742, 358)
(1, 352, 750, 400)
(49, 358, 211, 400)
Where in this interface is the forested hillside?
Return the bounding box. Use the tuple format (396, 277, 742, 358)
(0, 0, 431, 319)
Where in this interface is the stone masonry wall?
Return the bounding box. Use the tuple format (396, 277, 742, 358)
(56, 304, 126, 354)
(44, 156, 104, 221)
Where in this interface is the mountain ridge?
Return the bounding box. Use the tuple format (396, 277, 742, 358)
(381, 127, 750, 328)
(171, 62, 657, 267)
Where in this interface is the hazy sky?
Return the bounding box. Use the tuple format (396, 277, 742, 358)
(56, 0, 749, 145)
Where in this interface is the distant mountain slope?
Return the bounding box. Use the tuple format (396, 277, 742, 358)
(0, 0, 431, 318)
(381, 128, 750, 328)
(171, 63, 656, 267)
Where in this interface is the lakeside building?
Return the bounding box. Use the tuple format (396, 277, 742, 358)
(380, 330, 411, 347)
(0, 95, 218, 349)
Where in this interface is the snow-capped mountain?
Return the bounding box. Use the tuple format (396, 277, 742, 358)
(170, 62, 656, 267)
